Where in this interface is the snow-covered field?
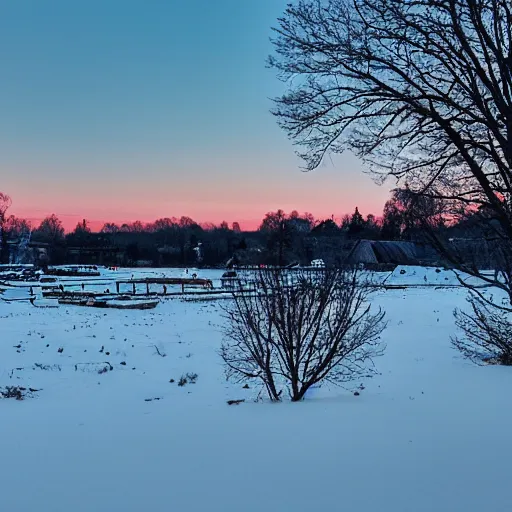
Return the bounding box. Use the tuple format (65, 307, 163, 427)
(1, 270, 511, 511)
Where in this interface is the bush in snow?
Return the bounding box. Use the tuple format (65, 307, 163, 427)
(177, 373, 198, 386)
(453, 293, 512, 365)
(1, 386, 26, 400)
(186, 372, 198, 384)
(220, 268, 386, 402)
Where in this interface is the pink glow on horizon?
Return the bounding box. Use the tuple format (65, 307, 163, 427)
(9, 200, 388, 233)
(10, 205, 383, 233)
(5, 158, 392, 233)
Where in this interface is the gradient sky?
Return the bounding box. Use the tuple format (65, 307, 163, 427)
(0, 0, 392, 231)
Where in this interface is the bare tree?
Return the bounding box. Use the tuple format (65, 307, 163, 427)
(453, 293, 512, 365)
(259, 209, 293, 266)
(221, 268, 386, 401)
(33, 214, 65, 245)
(380, 188, 446, 241)
(0, 192, 10, 220)
(0, 192, 12, 263)
(269, 0, 511, 262)
(4, 215, 31, 238)
(270, 0, 511, 191)
(269, 0, 512, 362)
(73, 219, 91, 235)
(101, 222, 120, 234)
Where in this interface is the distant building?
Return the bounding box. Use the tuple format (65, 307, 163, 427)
(346, 240, 424, 266)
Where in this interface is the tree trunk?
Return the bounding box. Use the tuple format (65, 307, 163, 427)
(0, 228, 8, 264)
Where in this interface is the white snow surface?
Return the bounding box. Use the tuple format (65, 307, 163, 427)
(384, 265, 485, 287)
(1, 270, 512, 511)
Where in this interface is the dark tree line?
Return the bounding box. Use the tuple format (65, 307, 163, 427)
(1, 185, 496, 268)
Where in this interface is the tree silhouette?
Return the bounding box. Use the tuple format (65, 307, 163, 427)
(221, 268, 386, 401)
(348, 207, 365, 237)
(0, 192, 12, 263)
(259, 210, 293, 266)
(33, 214, 64, 245)
(270, 0, 512, 278)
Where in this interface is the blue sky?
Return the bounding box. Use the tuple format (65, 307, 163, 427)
(0, 0, 391, 230)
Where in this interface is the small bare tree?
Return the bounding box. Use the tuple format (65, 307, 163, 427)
(0, 192, 12, 264)
(221, 268, 386, 401)
(0, 192, 10, 220)
(453, 293, 512, 365)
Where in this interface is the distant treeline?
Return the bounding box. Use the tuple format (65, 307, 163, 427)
(0, 189, 494, 267)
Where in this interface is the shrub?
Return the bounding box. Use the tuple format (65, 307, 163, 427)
(453, 293, 512, 365)
(186, 372, 198, 384)
(1, 386, 25, 400)
(177, 373, 198, 386)
(221, 268, 386, 401)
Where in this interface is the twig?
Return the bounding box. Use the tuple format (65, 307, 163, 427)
(154, 345, 166, 357)
(227, 399, 245, 405)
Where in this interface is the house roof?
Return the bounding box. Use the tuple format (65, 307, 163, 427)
(346, 240, 418, 265)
